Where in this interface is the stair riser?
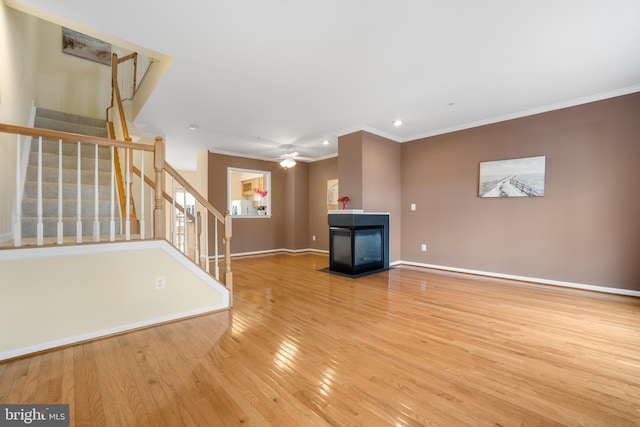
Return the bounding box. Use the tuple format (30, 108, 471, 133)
(35, 117, 108, 138)
(22, 198, 117, 218)
(29, 152, 113, 171)
(32, 139, 113, 160)
(26, 165, 114, 186)
(23, 182, 115, 201)
(20, 219, 122, 238)
(35, 107, 108, 129)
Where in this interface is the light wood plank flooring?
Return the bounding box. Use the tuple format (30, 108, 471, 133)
(1, 253, 639, 426)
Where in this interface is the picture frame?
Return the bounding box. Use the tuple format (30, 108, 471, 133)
(327, 179, 339, 211)
(479, 156, 546, 198)
(62, 28, 111, 66)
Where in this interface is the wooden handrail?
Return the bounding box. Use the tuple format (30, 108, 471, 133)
(109, 53, 138, 224)
(0, 123, 152, 151)
(112, 78, 130, 142)
(132, 165, 198, 223)
(117, 53, 137, 63)
(164, 162, 225, 223)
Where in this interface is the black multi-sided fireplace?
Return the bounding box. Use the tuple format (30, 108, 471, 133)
(328, 210, 389, 276)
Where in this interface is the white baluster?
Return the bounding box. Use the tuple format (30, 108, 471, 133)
(149, 185, 154, 238)
(36, 136, 43, 245)
(171, 178, 176, 246)
(110, 147, 115, 241)
(184, 201, 189, 256)
(14, 134, 22, 247)
(125, 148, 131, 240)
(140, 152, 145, 239)
(76, 142, 82, 243)
(93, 144, 100, 242)
(57, 139, 63, 244)
(194, 202, 199, 266)
(205, 214, 210, 274)
(214, 219, 219, 280)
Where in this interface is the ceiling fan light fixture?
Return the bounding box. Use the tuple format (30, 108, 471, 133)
(280, 156, 296, 168)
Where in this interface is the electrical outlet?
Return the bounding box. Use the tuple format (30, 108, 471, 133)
(312, 235, 316, 241)
(155, 276, 166, 289)
(421, 244, 427, 252)
(411, 203, 416, 211)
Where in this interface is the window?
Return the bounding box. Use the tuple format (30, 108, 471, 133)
(227, 168, 271, 217)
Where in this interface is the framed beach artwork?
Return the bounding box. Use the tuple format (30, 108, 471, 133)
(62, 28, 111, 66)
(479, 156, 546, 198)
(327, 179, 339, 211)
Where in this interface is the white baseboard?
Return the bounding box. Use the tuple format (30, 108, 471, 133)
(395, 260, 640, 297)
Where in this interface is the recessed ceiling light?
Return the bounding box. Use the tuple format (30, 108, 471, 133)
(393, 119, 403, 127)
(189, 124, 198, 131)
(322, 140, 330, 146)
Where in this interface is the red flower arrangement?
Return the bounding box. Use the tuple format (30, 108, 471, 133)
(254, 188, 268, 198)
(337, 195, 350, 209)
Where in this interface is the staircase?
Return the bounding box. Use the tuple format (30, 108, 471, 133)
(21, 107, 120, 240)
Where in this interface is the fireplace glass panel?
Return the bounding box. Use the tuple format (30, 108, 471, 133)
(354, 228, 383, 267)
(332, 229, 352, 268)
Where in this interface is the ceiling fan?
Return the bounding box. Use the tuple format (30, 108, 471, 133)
(275, 145, 300, 168)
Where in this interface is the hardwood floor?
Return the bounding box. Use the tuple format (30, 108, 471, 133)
(1, 253, 639, 426)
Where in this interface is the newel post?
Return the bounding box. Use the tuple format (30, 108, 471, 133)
(153, 137, 165, 239)
(224, 209, 233, 306)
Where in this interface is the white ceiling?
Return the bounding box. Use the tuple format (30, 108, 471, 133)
(11, 0, 640, 170)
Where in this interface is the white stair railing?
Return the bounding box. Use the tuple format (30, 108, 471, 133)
(2, 124, 233, 303)
(93, 144, 100, 242)
(36, 137, 43, 245)
(57, 139, 63, 244)
(110, 146, 116, 241)
(76, 142, 82, 243)
(14, 135, 22, 247)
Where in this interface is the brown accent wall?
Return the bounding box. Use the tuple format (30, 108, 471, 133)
(208, 153, 286, 254)
(401, 92, 640, 290)
(361, 132, 402, 262)
(308, 157, 338, 250)
(336, 131, 402, 261)
(337, 132, 364, 209)
(284, 162, 310, 250)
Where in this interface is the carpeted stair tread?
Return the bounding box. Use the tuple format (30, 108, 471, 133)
(20, 108, 122, 238)
(35, 107, 107, 129)
(35, 117, 108, 138)
(22, 198, 116, 217)
(21, 217, 122, 238)
(32, 138, 112, 159)
(26, 164, 114, 185)
(28, 151, 112, 171)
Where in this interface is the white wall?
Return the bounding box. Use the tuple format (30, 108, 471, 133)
(0, 240, 229, 360)
(0, 4, 39, 240)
